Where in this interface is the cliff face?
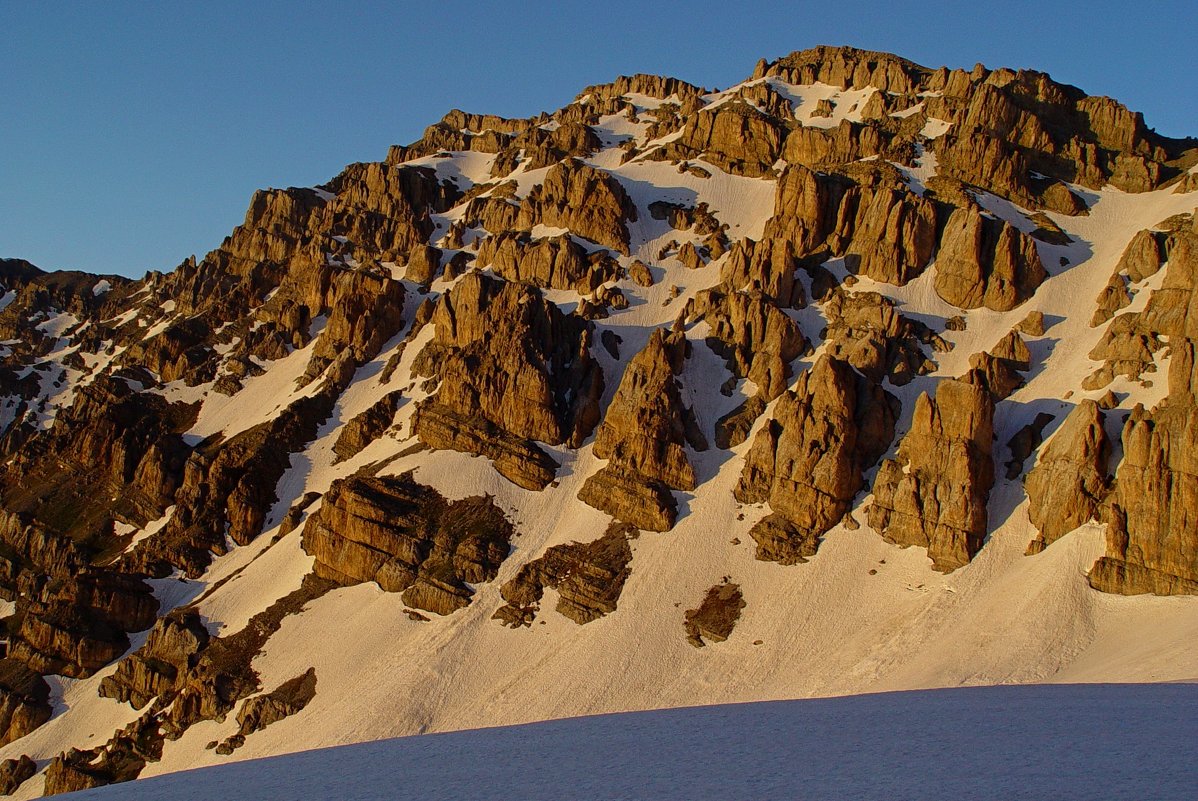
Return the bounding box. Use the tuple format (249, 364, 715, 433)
(1, 44, 1197, 796)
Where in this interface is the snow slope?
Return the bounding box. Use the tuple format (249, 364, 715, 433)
(3, 64, 1198, 799)
(68, 684, 1198, 801)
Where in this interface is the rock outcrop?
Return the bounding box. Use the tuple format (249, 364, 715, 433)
(215, 668, 318, 754)
(0, 660, 51, 748)
(412, 272, 603, 489)
(578, 330, 703, 531)
(1090, 335, 1198, 595)
(99, 611, 211, 709)
(493, 522, 636, 626)
(763, 163, 937, 287)
(512, 160, 637, 254)
(868, 376, 995, 571)
(0, 754, 35, 795)
(332, 391, 402, 463)
(735, 356, 898, 563)
(126, 385, 339, 578)
(934, 206, 1047, 311)
(1025, 400, 1110, 553)
(476, 232, 619, 293)
(684, 286, 808, 400)
(822, 289, 942, 385)
(683, 581, 745, 647)
(301, 473, 513, 615)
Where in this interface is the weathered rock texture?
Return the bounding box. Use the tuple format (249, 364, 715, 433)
(301, 473, 513, 615)
(934, 206, 1047, 311)
(0, 754, 35, 795)
(1025, 400, 1110, 554)
(578, 330, 704, 531)
(412, 272, 603, 489)
(684, 581, 745, 647)
(98, 611, 211, 709)
(0, 660, 51, 748)
(684, 286, 808, 400)
(493, 523, 636, 627)
(868, 376, 996, 571)
(735, 356, 898, 563)
(821, 289, 943, 385)
(1090, 325, 1198, 594)
(332, 391, 402, 463)
(215, 667, 318, 754)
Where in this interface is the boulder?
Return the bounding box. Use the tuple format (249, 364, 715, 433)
(684, 581, 745, 647)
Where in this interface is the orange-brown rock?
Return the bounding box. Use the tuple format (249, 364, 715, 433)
(1117, 228, 1168, 283)
(412, 273, 602, 488)
(968, 331, 1032, 400)
(301, 473, 512, 615)
(0, 660, 51, 748)
(1090, 336, 1198, 595)
(230, 667, 317, 744)
(579, 330, 703, 531)
(934, 205, 1047, 311)
(685, 287, 808, 400)
(868, 376, 995, 571)
(735, 356, 898, 563)
(493, 522, 635, 627)
(513, 160, 637, 254)
(98, 611, 211, 710)
(714, 395, 768, 450)
(1025, 400, 1110, 553)
(755, 46, 926, 94)
(781, 120, 910, 167)
(332, 391, 401, 464)
(684, 581, 745, 647)
(0, 754, 35, 795)
(655, 100, 786, 178)
(475, 232, 618, 292)
(302, 269, 406, 385)
(126, 386, 338, 578)
(489, 122, 602, 177)
(718, 238, 805, 307)
(403, 244, 442, 285)
(822, 289, 941, 385)
(764, 163, 936, 286)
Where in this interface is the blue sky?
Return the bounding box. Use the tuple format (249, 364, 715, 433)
(3, 1, 1195, 278)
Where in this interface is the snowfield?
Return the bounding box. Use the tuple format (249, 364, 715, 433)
(66, 684, 1198, 801)
(3, 59, 1198, 800)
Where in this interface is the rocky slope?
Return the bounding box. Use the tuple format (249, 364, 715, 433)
(0, 45, 1197, 798)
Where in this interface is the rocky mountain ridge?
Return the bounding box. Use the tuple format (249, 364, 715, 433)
(0, 45, 1197, 797)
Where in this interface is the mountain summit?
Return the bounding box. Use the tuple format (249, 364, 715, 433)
(0, 46, 1196, 796)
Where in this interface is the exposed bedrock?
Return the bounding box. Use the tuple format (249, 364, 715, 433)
(1025, 400, 1110, 554)
(578, 330, 705, 531)
(411, 273, 602, 487)
(868, 375, 995, 572)
(301, 472, 513, 615)
(494, 522, 636, 627)
(735, 356, 898, 564)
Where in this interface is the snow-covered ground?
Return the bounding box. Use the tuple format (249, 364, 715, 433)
(4, 68, 1198, 800)
(67, 684, 1198, 801)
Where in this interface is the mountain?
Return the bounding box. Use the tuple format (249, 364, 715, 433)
(0, 45, 1196, 797)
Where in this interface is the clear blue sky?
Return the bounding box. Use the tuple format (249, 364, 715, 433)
(3, 1, 1195, 278)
